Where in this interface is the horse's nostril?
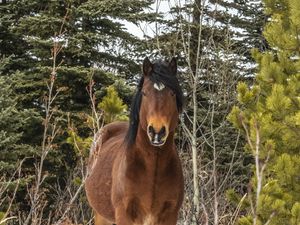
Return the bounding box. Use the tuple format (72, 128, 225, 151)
(147, 125, 168, 146)
(158, 126, 166, 137)
(148, 125, 167, 144)
(148, 125, 155, 136)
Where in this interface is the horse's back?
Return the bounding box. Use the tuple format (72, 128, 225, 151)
(85, 121, 128, 222)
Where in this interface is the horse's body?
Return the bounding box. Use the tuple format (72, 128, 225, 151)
(85, 58, 184, 225)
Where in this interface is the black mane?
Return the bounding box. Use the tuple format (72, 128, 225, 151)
(125, 60, 184, 147)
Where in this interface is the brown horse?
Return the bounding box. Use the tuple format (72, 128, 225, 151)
(85, 57, 184, 225)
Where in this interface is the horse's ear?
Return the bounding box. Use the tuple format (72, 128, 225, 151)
(143, 57, 153, 76)
(169, 57, 177, 75)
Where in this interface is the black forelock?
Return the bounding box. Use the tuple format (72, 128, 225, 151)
(150, 60, 183, 111)
(125, 59, 184, 147)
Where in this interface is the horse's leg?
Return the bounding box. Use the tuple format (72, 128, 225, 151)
(94, 212, 112, 225)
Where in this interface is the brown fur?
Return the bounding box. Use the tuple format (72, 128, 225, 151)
(85, 58, 184, 225)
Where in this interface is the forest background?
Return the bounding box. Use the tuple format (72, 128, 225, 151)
(0, 0, 299, 225)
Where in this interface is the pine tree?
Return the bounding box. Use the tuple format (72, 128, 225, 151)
(98, 85, 128, 123)
(0, 0, 157, 221)
(229, 0, 300, 224)
(146, 0, 267, 76)
(0, 0, 30, 74)
(66, 84, 128, 161)
(0, 74, 38, 212)
(209, 0, 269, 75)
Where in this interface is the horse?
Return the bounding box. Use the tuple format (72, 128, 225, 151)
(85, 57, 184, 225)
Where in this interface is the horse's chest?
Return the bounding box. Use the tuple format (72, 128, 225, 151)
(127, 160, 179, 204)
(126, 196, 176, 225)
(124, 164, 180, 223)
(116, 152, 183, 224)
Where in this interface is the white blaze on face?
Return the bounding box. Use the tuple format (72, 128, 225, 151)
(153, 82, 165, 91)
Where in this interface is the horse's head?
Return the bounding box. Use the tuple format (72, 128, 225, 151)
(138, 57, 183, 147)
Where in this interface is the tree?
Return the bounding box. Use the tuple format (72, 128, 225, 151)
(144, 1, 264, 224)
(98, 85, 128, 123)
(0, 74, 39, 214)
(0, 0, 157, 223)
(229, 0, 300, 224)
(0, 0, 31, 74)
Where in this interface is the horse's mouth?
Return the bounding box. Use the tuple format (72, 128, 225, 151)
(150, 139, 166, 147)
(149, 134, 167, 146)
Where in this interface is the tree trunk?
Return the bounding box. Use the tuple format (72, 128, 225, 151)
(191, 0, 201, 223)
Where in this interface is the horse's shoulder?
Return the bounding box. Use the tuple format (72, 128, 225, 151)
(103, 121, 128, 133)
(104, 121, 127, 141)
(88, 121, 127, 170)
(95, 121, 128, 142)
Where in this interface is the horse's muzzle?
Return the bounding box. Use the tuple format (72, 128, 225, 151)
(147, 125, 167, 146)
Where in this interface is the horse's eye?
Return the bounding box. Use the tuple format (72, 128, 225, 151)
(170, 91, 175, 97)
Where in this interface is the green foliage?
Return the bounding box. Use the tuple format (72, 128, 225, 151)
(291, 202, 300, 225)
(98, 85, 128, 123)
(0, 75, 37, 177)
(226, 188, 251, 212)
(229, 0, 300, 224)
(0, 211, 5, 225)
(0, 0, 273, 224)
(0, 75, 39, 217)
(237, 82, 260, 106)
(66, 129, 92, 158)
(0, 0, 154, 222)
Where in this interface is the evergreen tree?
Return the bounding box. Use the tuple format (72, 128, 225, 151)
(229, 0, 300, 224)
(209, 0, 269, 75)
(0, 0, 31, 73)
(98, 85, 128, 123)
(66, 85, 128, 161)
(0, 0, 157, 222)
(146, 0, 267, 76)
(0, 74, 38, 212)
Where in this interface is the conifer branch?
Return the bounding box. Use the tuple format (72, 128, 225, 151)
(23, 6, 69, 225)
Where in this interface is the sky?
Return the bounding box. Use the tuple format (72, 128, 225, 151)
(122, 0, 240, 39)
(123, 1, 171, 39)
